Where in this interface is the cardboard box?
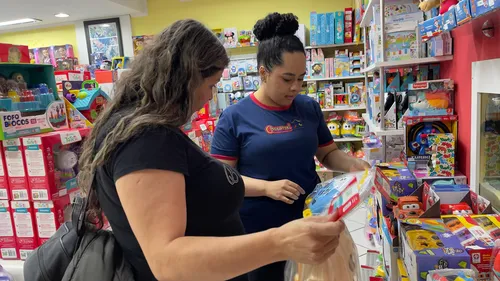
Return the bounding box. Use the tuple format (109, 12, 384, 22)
(326, 13, 335, 45)
(0, 43, 30, 63)
(470, 0, 495, 17)
(33, 193, 72, 245)
(407, 79, 455, 117)
(375, 164, 417, 213)
(334, 11, 345, 44)
(22, 128, 90, 201)
(0, 143, 10, 200)
(319, 13, 327, 45)
(0, 200, 18, 259)
(414, 170, 467, 187)
(419, 16, 443, 42)
(443, 6, 458, 31)
(11, 200, 38, 260)
(400, 218, 470, 281)
(433, 185, 494, 214)
(344, 8, 354, 43)
(455, 0, 473, 25)
(3, 139, 29, 201)
(310, 12, 318, 46)
(442, 215, 497, 281)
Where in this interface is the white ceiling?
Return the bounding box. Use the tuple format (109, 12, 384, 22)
(0, 0, 147, 33)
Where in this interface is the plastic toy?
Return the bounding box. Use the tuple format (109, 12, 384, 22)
(326, 114, 342, 139)
(407, 80, 454, 117)
(418, 0, 458, 14)
(111, 56, 131, 69)
(334, 93, 349, 107)
(393, 196, 424, 219)
(65, 80, 110, 123)
(427, 269, 475, 281)
(440, 202, 473, 215)
(406, 229, 445, 250)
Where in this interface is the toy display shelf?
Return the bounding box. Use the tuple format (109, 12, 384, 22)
(360, 0, 379, 27)
(0, 63, 58, 94)
(333, 137, 362, 142)
(304, 76, 366, 82)
(305, 42, 363, 50)
(362, 113, 403, 136)
(361, 56, 454, 73)
(0, 259, 24, 281)
(322, 105, 366, 112)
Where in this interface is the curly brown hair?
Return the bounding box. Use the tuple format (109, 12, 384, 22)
(78, 19, 229, 226)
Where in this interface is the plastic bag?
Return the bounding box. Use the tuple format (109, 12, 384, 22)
(286, 169, 375, 281)
(426, 269, 475, 281)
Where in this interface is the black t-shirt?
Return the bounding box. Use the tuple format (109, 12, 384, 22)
(95, 112, 248, 281)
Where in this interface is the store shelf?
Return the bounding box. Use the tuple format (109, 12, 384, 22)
(360, 0, 379, 27)
(361, 56, 454, 73)
(362, 113, 403, 136)
(322, 106, 366, 112)
(304, 76, 366, 82)
(305, 42, 363, 50)
(334, 137, 362, 142)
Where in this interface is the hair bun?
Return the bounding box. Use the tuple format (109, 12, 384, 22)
(253, 13, 299, 41)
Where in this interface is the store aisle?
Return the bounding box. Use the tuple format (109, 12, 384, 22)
(344, 206, 377, 266)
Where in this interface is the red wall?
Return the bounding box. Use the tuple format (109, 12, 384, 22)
(440, 9, 500, 180)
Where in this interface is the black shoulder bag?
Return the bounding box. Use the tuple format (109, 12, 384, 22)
(23, 189, 135, 281)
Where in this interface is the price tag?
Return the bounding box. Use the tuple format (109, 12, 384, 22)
(60, 131, 82, 145)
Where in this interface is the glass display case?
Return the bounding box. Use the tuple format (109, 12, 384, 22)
(478, 93, 500, 211)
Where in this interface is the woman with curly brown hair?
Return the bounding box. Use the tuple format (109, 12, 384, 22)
(78, 19, 345, 281)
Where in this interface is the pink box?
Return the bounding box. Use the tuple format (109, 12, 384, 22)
(3, 139, 29, 201)
(0, 200, 18, 259)
(50, 44, 74, 60)
(11, 201, 38, 260)
(23, 129, 90, 201)
(33, 193, 71, 245)
(0, 143, 10, 200)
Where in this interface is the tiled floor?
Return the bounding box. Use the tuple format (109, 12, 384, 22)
(344, 206, 379, 266)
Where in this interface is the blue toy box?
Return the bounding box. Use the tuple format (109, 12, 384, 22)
(455, 0, 473, 25)
(400, 218, 470, 281)
(443, 6, 458, 31)
(317, 13, 325, 46)
(407, 79, 455, 117)
(470, 0, 497, 17)
(375, 164, 418, 216)
(334, 11, 345, 44)
(310, 12, 318, 46)
(419, 15, 443, 42)
(326, 12, 335, 45)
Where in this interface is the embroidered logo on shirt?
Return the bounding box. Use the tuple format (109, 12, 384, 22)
(265, 119, 303, 134)
(224, 165, 240, 186)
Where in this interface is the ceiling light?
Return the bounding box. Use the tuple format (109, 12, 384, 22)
(55, 13, 70, 18)
(102, 24, 110, 27)
(0, 18, 41, 27)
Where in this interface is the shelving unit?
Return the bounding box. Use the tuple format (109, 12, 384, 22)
(334, 137, 363, 142)
(304, 76, 365, 82)
(305, 42, 363, 50)
(361, 56, 454, 73)
(362, 113, 403, 136)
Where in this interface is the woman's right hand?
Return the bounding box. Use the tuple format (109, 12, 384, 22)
(264, 180, 305, 204)
(273, 213, 346, 264)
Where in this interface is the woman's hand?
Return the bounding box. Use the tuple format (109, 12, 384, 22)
(265, 180, 305, 204)
(273, 212, 346, 264)
(349, 158, 371, 172)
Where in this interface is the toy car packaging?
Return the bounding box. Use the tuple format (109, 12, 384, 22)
(285, 169, 375, 281)
(426, 269, 476, 281)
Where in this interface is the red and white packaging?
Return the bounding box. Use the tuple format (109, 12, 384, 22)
(11, 200, 38, 260)
(0, 200, 18, 259)
(3, 139, 29, 201)
(23, 128, 90, 201)
(344, 8, 354, 43)
(0, 143, 10, 200)
(34, 191, 72, 245)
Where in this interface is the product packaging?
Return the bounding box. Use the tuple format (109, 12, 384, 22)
(11, 200, 38, 260)
(3, 139, 29, 201)
(0, 200, 17, 259)
(0, 44, 30, 63)
(492, 239, 500, 281)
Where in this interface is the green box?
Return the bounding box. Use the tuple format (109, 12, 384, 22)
(0, 63, 68, 140)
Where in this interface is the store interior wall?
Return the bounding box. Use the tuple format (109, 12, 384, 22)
(440, 8, 500, 181)
(0, 24, 79, 55)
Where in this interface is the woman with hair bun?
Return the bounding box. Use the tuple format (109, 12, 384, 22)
(211, 13, 370, 280)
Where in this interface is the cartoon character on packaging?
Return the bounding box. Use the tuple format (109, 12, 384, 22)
(341, 122, 356, 137)
(8, 47, 21, 63)
(224, 31, 235, 47)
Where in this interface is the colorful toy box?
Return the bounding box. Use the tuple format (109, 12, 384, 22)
(443, 6, 458, 31)
(0, 200, 18, 260)
(0, 44, 30, 63)
(442, 215, 497, 281)
(54, 70, 92, 92)
(318, 13, 327, 45)
(326, 13, 335, 45)
(344, 8, 354, 43)
(33, 191, 73, 245)
(400, 218, 470, 281)
(0, 143, 9, 200)
(309, 61, 325, 79)
(407, 79, 455, 117)
(470, 0, 496, 17)
(334, 50, 350, 77)
(427, 33, 453, 57)
(455, 0, 473, 25)
(22, 128, 90, 201)
(11, 200, 38, 260)
(413, 170, 467, 187)
(419, 16, 443, 42)
(310, 12, 318, 46)
(0, 64, 69, 140)
(65, 80, 110, 124)
(50, 44, 74, 60)
(334, 11, 345, 44)
(375, 163, 418, 216)
(3, 138, 29, 201)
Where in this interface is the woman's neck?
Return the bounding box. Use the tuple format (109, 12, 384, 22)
(253, 87, 281, 108)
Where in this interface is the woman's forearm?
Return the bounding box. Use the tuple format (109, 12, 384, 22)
(242, 176, 268, 197)
(320, 148, 357, 172)
(156, 229, 283, 281)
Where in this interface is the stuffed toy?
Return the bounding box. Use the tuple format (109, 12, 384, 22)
(419, 0, 458, 14)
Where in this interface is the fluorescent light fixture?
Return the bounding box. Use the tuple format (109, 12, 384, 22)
(102, 24, 110, 27)
(0, 18, 41, 27)
(55, 13, 70, 18)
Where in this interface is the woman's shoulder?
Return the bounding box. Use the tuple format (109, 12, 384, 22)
(293, 94, 320, 111)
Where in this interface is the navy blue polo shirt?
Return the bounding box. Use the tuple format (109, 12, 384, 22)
(211, 93, 333, 233)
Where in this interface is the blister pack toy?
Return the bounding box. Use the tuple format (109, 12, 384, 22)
(426, 269, 475, 281)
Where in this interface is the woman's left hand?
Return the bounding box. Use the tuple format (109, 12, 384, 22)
(349, 158, 371, 172)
